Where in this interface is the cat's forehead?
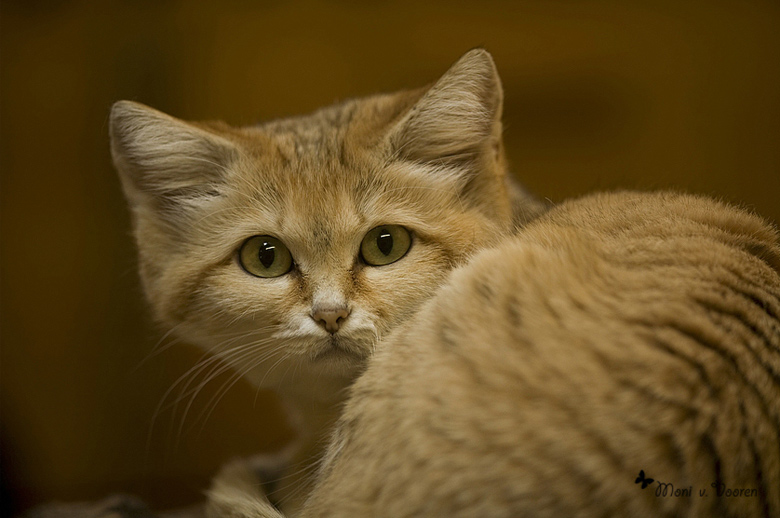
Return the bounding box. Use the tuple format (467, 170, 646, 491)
(225, 152, 371, 245)
(223, 148, 437, 257)
(236, 136, 379, 206)
(233, 102, 401, 211)
(260, 103, 357, 160)
(280, 196, 365, 258)
(216, 90, 459, 247)
(247, 89, 421, 162)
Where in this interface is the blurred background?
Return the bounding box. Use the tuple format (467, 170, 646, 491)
(2, 0, 778, 514)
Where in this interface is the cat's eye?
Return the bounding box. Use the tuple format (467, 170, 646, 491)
(239, 236, 293, 278)
(360, 225, 411, 266)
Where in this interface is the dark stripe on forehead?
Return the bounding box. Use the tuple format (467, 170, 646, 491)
(264, 101, 359, 162)
(311, 219, 333, 246)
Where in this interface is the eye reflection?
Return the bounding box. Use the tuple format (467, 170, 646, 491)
(239, 236, 293, 278)
(360, 225, 411, 266)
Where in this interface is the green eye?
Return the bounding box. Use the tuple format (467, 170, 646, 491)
(239, 236, 293, 278)
(360, 225, 411, 266)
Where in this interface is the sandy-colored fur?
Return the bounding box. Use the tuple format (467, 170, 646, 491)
(111, 49, 544, 513)
(279, 191, 779, 517)
(113, 48, 780, 517)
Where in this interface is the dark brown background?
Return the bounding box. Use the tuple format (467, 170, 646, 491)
(2, 0, 778, 514)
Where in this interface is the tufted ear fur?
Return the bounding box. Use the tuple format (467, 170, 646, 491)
(109, 100, 239, 225)
(382, 49, 515, 224)
(386, 48, 503, 170)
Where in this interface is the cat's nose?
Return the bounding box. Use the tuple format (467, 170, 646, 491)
(311, 304, 351, 334)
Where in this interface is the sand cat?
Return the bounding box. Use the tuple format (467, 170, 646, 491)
(110, 49, 543, 512)
(209, 190, 780, 518)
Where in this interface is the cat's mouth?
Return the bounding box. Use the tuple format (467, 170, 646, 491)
(311, 336, 371, 365)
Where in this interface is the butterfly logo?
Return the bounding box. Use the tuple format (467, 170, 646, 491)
(635, 470, 654, 489)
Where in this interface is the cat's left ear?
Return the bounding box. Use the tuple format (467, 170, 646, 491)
(386, 48, 503, 172)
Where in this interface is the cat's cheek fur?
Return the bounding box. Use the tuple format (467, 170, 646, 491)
(357, 248, 452, 326)
(176, 268, 294, 338)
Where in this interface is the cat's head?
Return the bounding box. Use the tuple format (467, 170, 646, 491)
(110, 49, 519, 389)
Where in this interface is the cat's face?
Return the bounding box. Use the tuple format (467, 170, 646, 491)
(111, 50, 516, 389)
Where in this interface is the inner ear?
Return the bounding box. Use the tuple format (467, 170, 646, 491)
(386, 48, 503, 168)
(110, 100, 239, 214)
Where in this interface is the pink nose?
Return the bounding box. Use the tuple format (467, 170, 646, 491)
(311, 305, 351, 334)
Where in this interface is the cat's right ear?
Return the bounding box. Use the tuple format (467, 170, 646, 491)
(109, 101, 238, 219)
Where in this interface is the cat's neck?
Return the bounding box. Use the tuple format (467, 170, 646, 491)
(275, 371, 353, 442)
(270, 375, 353, 514)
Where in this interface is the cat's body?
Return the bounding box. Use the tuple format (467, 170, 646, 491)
(297, 190, 780, 518)
(210, 190, 780, 518)
(111, 50, 543, 512)
(113, 49, 780, 517)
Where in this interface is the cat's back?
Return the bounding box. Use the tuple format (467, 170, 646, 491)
(304, 191, 780, 518)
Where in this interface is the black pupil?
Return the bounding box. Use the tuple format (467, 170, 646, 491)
(376, 229, 393, 256)
(259, 242, 276, 269)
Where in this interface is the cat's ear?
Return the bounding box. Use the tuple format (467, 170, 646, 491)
(110, 101, 238, 217)
(386, 48, 503, 169)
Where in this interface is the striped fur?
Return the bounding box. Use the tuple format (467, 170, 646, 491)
(295, 191, 780, 518)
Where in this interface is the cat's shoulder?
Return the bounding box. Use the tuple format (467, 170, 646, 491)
(304, 191, 780, 517)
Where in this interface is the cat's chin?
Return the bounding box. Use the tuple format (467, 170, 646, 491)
(309, 336, 371, 368)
